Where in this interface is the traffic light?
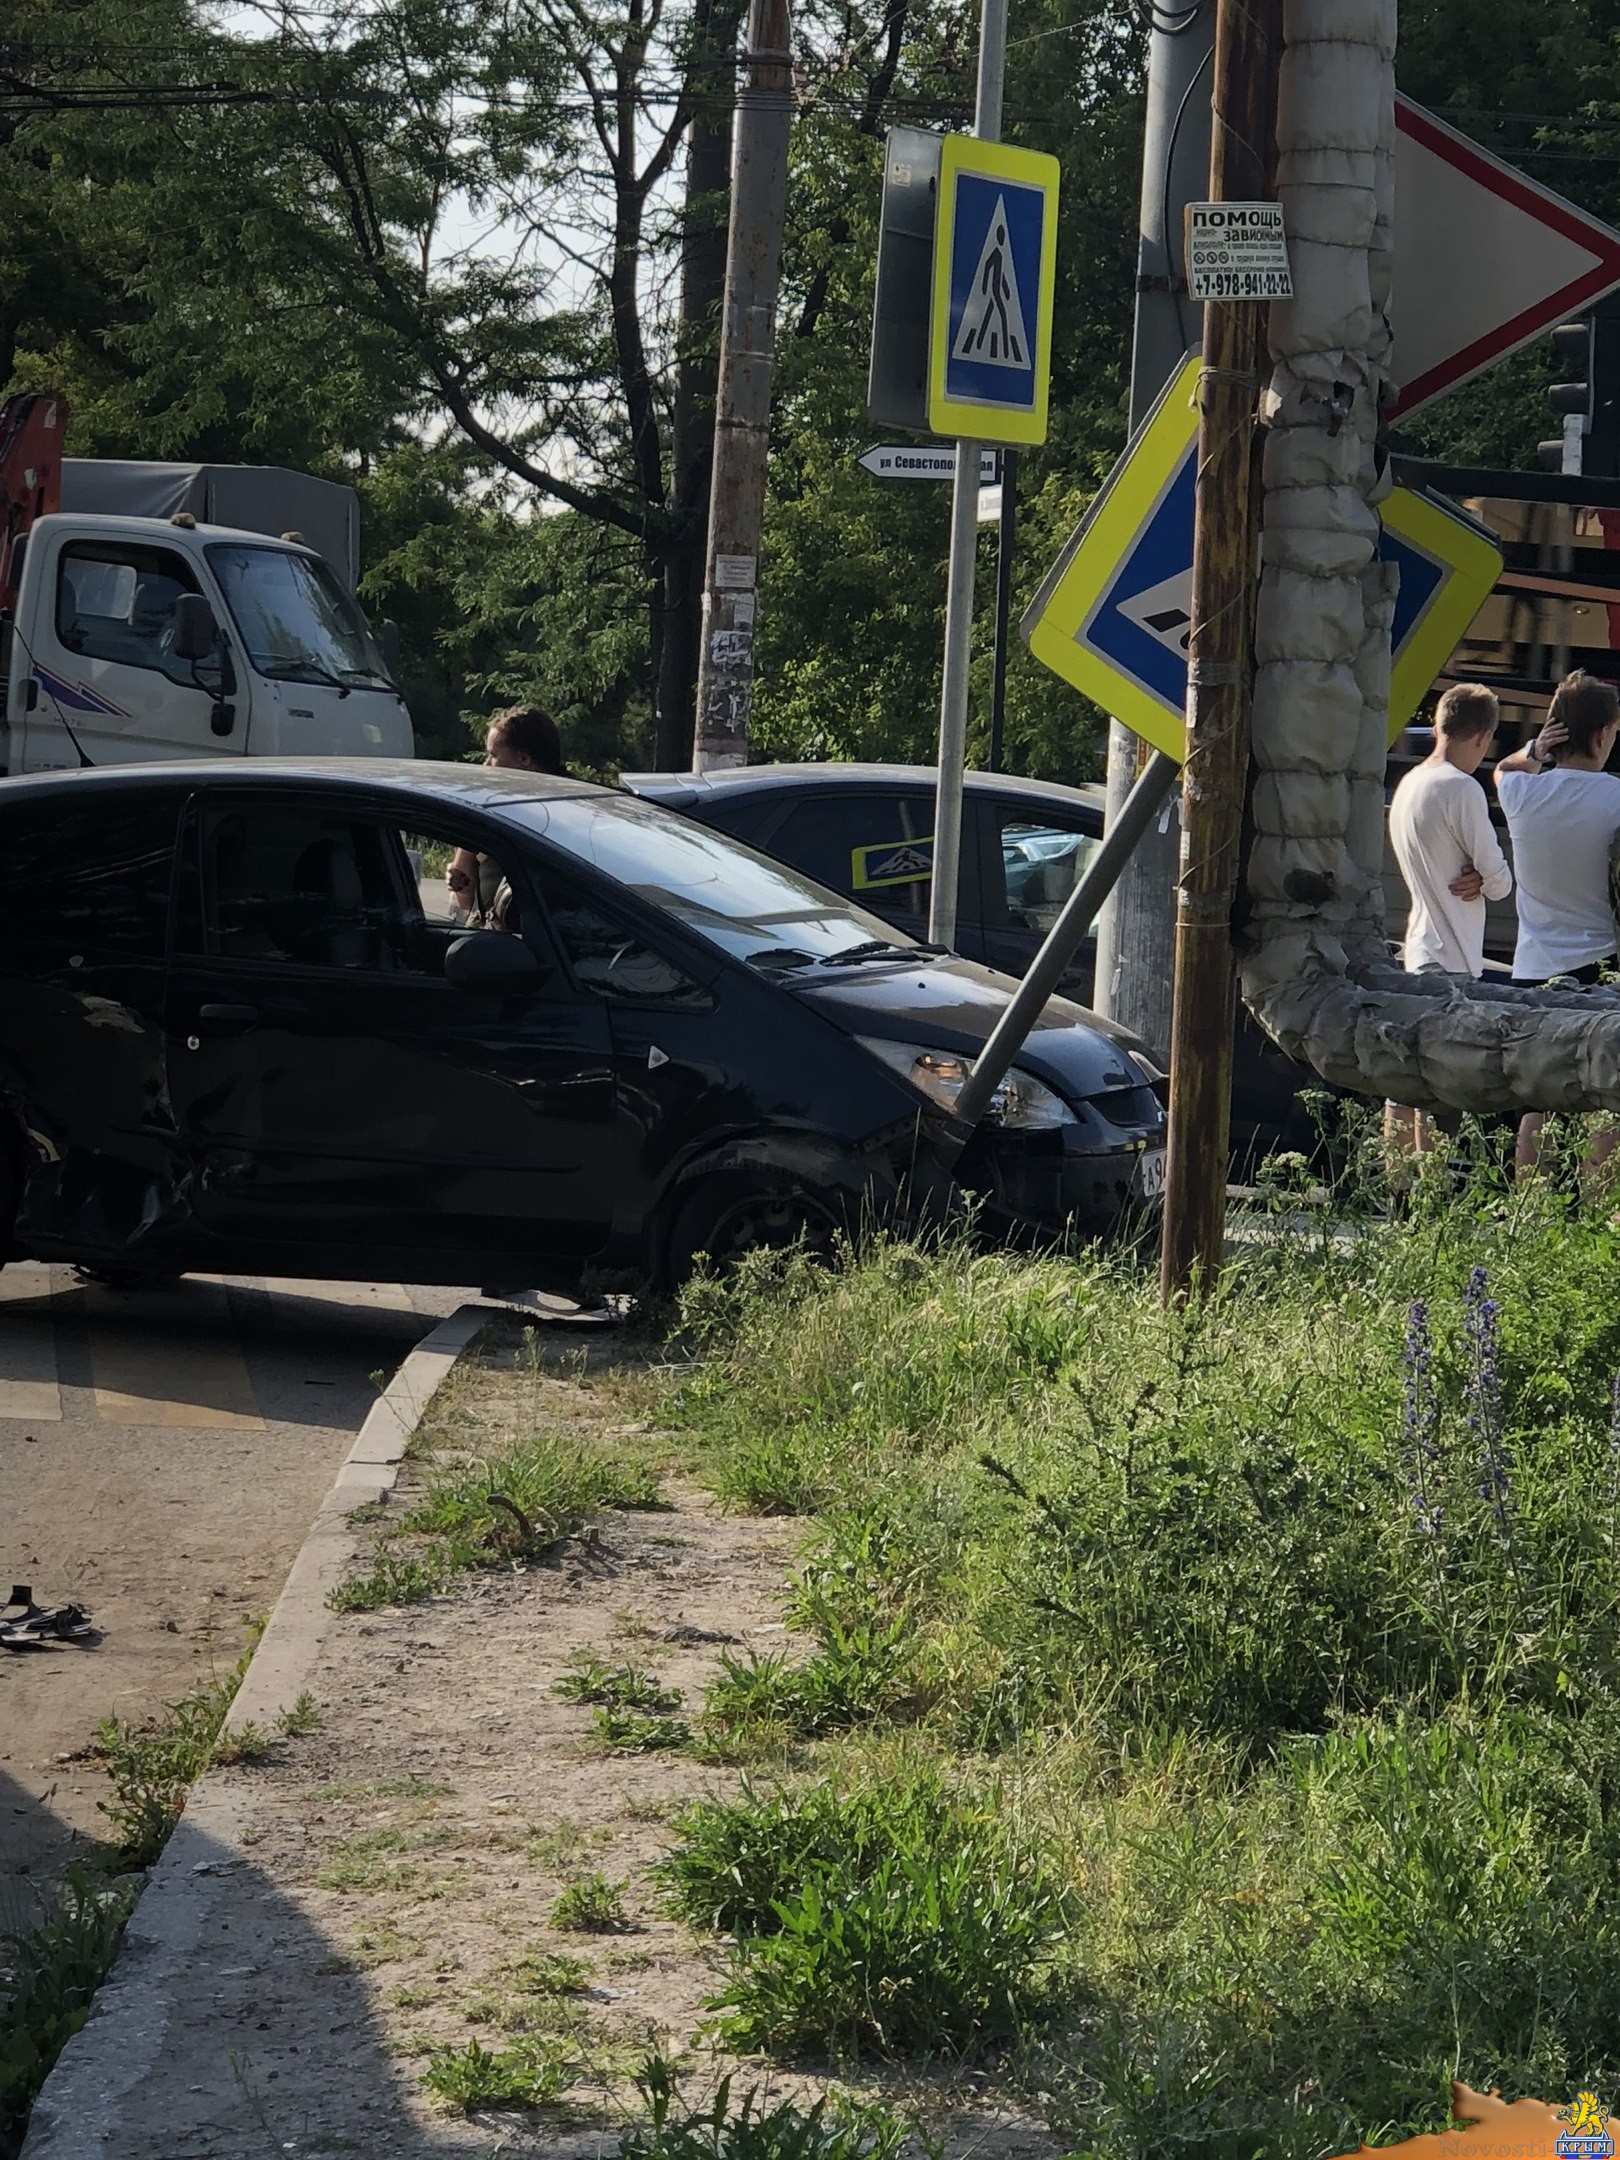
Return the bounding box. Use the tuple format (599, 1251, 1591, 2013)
(1537, 294, 1620, 476)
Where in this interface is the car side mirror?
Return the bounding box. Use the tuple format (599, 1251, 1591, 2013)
(172, 592, 218, 661)
(381, 618, 402, 682)
(443, 931, 546, 990)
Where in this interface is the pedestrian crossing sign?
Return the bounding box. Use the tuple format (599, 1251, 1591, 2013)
(928, 136, 1059, 446)
(1023, 353, 1505, 760)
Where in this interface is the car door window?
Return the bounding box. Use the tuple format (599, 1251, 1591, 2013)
(56, 541, 226, 690)
(0, 798, 179, 965)
(758, 794, 940, 917)
(191, 804, 548, 977)
(988, 812, 1104, 935)
(538, 885, 709, 1006)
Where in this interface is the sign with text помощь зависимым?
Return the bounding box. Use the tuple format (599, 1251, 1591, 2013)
(1185, 201, 1293, 302)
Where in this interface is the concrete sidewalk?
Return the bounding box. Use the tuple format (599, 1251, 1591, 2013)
(21, 1306, 493, 2160)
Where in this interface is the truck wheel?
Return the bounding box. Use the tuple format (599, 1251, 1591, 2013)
(665, 1171, 846, 1288)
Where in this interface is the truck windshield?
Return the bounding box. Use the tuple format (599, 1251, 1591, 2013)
(206, 544, 391, 690)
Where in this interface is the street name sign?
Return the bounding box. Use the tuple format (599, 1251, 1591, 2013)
(1186, 202, 1292, 302)
(1023, 355, 1505, 762)
(1392, 96, 1620, 419)
(927, 136, 1060, 445)
(857, 444, 999, 482)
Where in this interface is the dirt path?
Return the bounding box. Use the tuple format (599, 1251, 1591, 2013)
(62, 1332, 1064, 2158)
(0, 1270, 465, 1907)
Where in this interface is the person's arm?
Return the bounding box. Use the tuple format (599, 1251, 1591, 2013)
(1496, 717, 1568, 777)
(1455, 782, 1512, 901)
(446, 846, 478, 911)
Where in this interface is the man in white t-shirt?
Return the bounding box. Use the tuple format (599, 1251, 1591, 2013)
(1386, 683, 1512, 1155)
(1495, 669, 1620, 1174)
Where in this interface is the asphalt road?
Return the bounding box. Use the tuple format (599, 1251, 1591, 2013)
(0, 1264, 489, 1912)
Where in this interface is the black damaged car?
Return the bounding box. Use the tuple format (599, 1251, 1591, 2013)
(0, 761, 1167, 1293)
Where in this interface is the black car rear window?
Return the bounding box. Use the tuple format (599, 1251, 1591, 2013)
(0, 796, 178, 961)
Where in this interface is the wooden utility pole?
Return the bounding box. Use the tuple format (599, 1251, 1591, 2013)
(1159, 0, 1284, 1301)
(692, 0, 793, 771)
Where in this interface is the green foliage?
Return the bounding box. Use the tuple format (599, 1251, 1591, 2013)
(94, 1654, 254, 1866)
(618, 2055, 913, 2160)
(273, 1692, 322, 1738)
(554, 1657, 682, 1713)
(701, 1620, 909, 1747)
(593, 1707, 693, 1754)
(0, 1870, 137, 2153)
(8, 0, 1615, 774)
(659, 1768, 1066, 2059)
(655, 1187, 1620, 2136)
(510, 1951, 592, 1997)
(331, 1430, 660, 1610)
(550, 1873, 631, 1934)
(421, 2035, 571, 2111)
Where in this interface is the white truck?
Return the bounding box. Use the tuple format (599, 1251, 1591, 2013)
(0, 393, 414, 774)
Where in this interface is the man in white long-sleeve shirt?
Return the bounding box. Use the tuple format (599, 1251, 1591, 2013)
(1386, 683, 1512, 1154)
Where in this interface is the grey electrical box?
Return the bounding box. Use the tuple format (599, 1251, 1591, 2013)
(867, 128, 942, 432)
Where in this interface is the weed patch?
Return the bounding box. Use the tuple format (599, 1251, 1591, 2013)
(0, 1870, 138, 2156)
(618, 2056, 912, 2160)
(556, 1656, 683, 1713)
(659, 1768, 1065, 2058)
(655, 1188, 1620, 2137)
(93, 1649, 256, 1866)
(551, 1873, 630, 1933)
(422, 2035, 571, 2111)
(332, 1431, 661, 1611)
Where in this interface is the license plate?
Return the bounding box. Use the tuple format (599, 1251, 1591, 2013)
(1135, 1147, 1166, 1199)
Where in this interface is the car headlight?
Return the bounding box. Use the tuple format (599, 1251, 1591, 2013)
(856, 1037, 1074, 1130)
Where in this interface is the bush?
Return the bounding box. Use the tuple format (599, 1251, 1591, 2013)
(659, 1769, 1066, 2058)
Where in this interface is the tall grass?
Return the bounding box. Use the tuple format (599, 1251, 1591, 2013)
(658, 1167, 1620, 2142)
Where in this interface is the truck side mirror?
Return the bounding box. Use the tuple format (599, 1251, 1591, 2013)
(172, 592, 217, 661)
(381, 619, 402, 682)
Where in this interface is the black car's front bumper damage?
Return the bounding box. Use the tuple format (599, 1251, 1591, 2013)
(945, 1082, 1167, 1242)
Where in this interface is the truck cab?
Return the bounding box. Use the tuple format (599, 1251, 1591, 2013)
(0, 394, 414, 774)
(2, 513, 413, 774)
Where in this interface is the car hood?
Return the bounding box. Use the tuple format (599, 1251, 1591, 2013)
(787, 953, 1156, 1099)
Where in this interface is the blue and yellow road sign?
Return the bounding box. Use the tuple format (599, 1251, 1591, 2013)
(928, 137, 1060, 446)
(1023, 354, 1504, 760)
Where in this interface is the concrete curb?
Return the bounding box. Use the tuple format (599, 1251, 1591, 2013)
(19, 1301, 495, 2160)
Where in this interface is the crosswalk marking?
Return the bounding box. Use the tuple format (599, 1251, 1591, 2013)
(0, 1270, 426, 1429)
(0, 1265, 64, 1423)
(84, 1278, 266, 1430)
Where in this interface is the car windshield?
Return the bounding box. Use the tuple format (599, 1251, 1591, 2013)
(206, 544, 391, 690)
(508, 794, 918, 970)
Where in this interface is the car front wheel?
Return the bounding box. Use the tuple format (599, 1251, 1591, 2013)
(664, 1171, 849, 1288)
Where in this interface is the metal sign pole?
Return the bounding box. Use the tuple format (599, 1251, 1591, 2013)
(927, 0, 1008, 948)
(988, 450, 1017, 771)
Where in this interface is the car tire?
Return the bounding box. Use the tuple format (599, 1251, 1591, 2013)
(664, 1170, 850, 1288)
